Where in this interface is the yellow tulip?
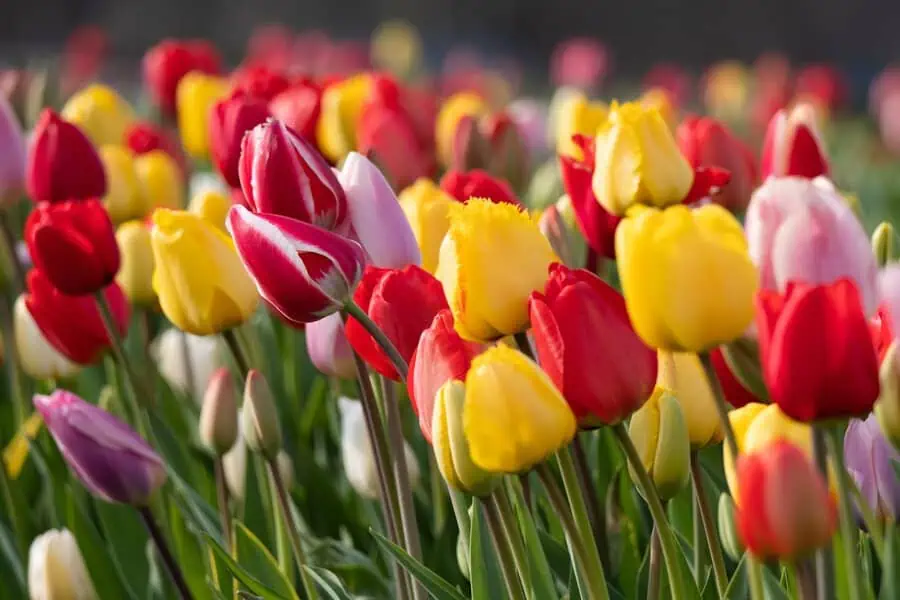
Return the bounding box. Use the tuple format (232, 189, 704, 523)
(189, 189, 233, 232)
(176, 72, 229, 159)
(99, 145, 146, 223)
(639, 88, 678, 129)
(134, 150, 184, 211)
(615, 204, 758, 352)
(316, 74, 373, 164)
(151, 209, 259, 335)
(436, 199, 558, 342)
(61, 84, 136, 147)
(592, 102, 693, 216)
(116, 221, 156, 306)
(657, 351, 724, 449)
(435, 92, 488, 167)
(554, 91, 608, 159)
(463, 345, 576, 473)
(398, 178, 455, 273)
(628, 387, 691, 501)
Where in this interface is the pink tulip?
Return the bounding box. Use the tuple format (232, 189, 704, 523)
(759, 104, 829, 180)
(306, 312, 356, 379)
(0, 94, 26, 203)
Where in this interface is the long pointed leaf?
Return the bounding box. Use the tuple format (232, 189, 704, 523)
(371, 529, 467, 600)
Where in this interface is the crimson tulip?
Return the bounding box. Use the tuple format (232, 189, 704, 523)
(345, 265, 448, 381)
(124, 120, 186, 176)
(208, 90, 271, 188)
(238, 119, 349, 233)
(529, 263, 657, 425)
(408, 310, 483, 443)
(25, 199, 119, 296)
(439, 169, 519, 206)
(756, 278, 880, 422)
(230, 64, 291, 102)
(142, 39, 221, 116)
(26, 110, 106, 203)
(24, 269, 129, 365)
(268, 79, 323, 145)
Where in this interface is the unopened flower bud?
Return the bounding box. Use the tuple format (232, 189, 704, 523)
(242, 370, 282, 460)
(627, 387, 691, 501)
(718, 336, 769, 402)
(873, 221, 895, 267)
(484, 112, 530, 193)
(537, 195, 586, 268)
(450, 114, 490, 173)
(28, 528, 97, 600)
(875, 341, 900, 449)
(717, 493, 743, 561)
(199, 368, 238, 456)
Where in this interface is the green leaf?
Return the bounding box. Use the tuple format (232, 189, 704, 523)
(469, 501, 506, 600)
(371, 528, 467, 600)
(241, 452, 275, 549)
(0, 520, 25, 596)
(205, 535, 296, 600)
(724, 554, 748, 600)
(233, 521, 300, 600)
(93, 500, 150, 590)
(303, 566, 355, 600)
(880, 526, 900, 600)
(168, 498, 215, 600)
(506, 478, 559, 599)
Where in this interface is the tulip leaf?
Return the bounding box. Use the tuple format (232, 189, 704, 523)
(233, 520, 301, 600)
(880, 526, 900, 600)
(506, 477, 562, 599)
(303, 566, 355, 600)
(0, 520, 25, 597)
(93, 499, 151, 591)
(168, 497, 215, 600)
(168, 468, 226, 544)
(371, 528, 468, 600)
(468, 500, 506, 600)
(205, 534, 296, 600)
(724, 553, 749, 600)
(241, 451, 276, 549)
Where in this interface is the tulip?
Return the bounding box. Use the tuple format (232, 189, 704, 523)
(398, 178, 456, 274)
(143, 38, 221, 116)
(199, 368, 238, 456)
(316, 74, 372, 163)
(640, 87, 679, 127)
(844, 415, 900, 521)
(439, 169, 519, 206)
(268, 79, 323, 145)
(554, 91, 608, 159)
(230, 64, 290, 102)
(449, 114, 490, 173)
(115, 220, 155, 305)
(208, 90, 271, 188)
(306, 312, 355, 379)
(709, 347, 759, 409)
(433, 381, 498, 495)
(0, 94, 26, 202)
(35, 390, 166, 505)
(60, 84, 136, 147)
(507, 97, 548, 158)
(481, 112, 530, 193)
(98, 145, 145, 223)
(745, 176, 878, 316)
(27, 110, 106, 203)
(28, 528, 96, 600)
(872, 222, 895, 267)
(345, 265, 448, 380)
(242, 370, 282, 460)
(124, 121, 186, 175)
(591, 102, 694, 216)
(627, 387, 691, 501)
(134, 150, 185, 211)
(876, 340, 900, 449)
(756, 278, 880, 422)
(676, 116, 757, 213)
(759, 104, 829, 180)
(435, 92, 488, 167)
(536, 196, 587, 268)
(227, 204, 365, 326)
(25, 199, 120, 296)
(436, 199, 558, 342)
(151, 209, 259, 335)
(530, 264, 657, 426)
(176, 72, 229, 160)
(735, 441, 836, 560)
(616, 204, 758, 352)
(878, 265, 900, 352)
(151, 328, 225, 403)
(463, 344, 576, 473)
(339, 396, 420, 499)
(338, 152, 422, 268)
(717, 493, 744, 561)
(14, 295, 80, 380)
(239, 119, 349, 232)
(656, 351, 724, 448)
(188, 189, 232, 232)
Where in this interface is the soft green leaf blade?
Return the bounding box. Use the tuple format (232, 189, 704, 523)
(371, 528, 467, 600)
(205, 535, 294, 600)
(469, 500, 506, 600)
(233, 521, 300, 600)
(93, 500, 150, 590)
(880, 526, 900, 600)
(303, 566, 355, 600)
(507, 478, 559, 599)
(168, 497, 214, 600)
(724, 554, 748, 600)
(0, 520, 26, 596)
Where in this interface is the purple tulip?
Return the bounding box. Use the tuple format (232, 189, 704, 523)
(844, 414, 900, 521)
(34, 390, 166, 506)
(0, 94, 26, 203)
(306, 312, 356, 379)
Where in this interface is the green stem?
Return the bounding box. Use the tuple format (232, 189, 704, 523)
(429, 453, 447, 534)
(0, 455, 24, 557)
(482, 496, 527, 600)
(493, 487, 533, 598)
(826, 427, 863, 600)
(95, 293, 146, 433)
(138, 507, 195, 600)
(690, 453, 728, 596)
(222, 328, 251, 380)
(343, 301, 408, 380)
(794, 559, 818, 600)
(269, 459, 319, 600)
(448, 485, 471, 558)
(0, 294, 26, 428)
(812, 426, 835, 600)
(572, 435, 611, 573)
(611, 423, 686, 600)
(692, 491, 706, 584)
(698, 352, 739, 458)
(747, 556, 765, 600)
(213, 459, 232, 552)
(647, 525, 662, 600)
(0, 207, 25, 294)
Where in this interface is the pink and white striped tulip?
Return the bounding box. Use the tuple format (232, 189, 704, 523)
(759, 104, 829, 180)
(227, 204, 366, 325)
(238, 119, 349, 233)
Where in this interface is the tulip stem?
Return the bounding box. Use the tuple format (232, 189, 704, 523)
(794, 559, 819, 600)
(268, 459, 320, 600)
(690, 453, 728, 596)
(812, 426, 835, 600)
(826, 427, 864, 600)
(222, 328, 251, 379)
(611, 423, 687, 600)
(343, 301, 408, 380)
(138, 507, 195, 600)
(0, 294, 27, 428)
(698, 352, 739, 457)
(572, 435, 611, 573)
(95, 293, 147, 432)
(482, 495, 527, 600)
(494, 487, 537, 597)
(0, 208, 25, 294)
(647, 525, 662, 600)
(213, 459, 232, 551)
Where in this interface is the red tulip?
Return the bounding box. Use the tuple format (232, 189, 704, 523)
(871, 304, 894, 365)
(439, 169, 519, 206)
(26, 110, 106, 203)
(756, 278, 880, 422)
(230, 64, 291, 102)
(142, 39, 221, 116)
(124, 120, 186, 176)
(677, 116, 757, 213)
(795, 64, 847, 113)
(759, 105, 829, 180)
(408, 310, 483, 442)
(25, 199, 119, 295)
(345, 265, 449, 381)
(208, 90, 271, 188)
(736, 440, 836, 560)
(238, 119, 349, 233)
(269, 79, 323, 145)
(709, 348, 759, 409)
(24, 269, 129, 364)
(529, 263, 657, 425)
(227, 204, 366, 326)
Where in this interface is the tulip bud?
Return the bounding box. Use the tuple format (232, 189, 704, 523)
(844, 414, 900, 521)
(268, 80, 323, 145)
(717, 493, 743, 561)
(526, 158, 566, 211)
(436, 92, 488, 168)
(176, 72, 229, 160)
(28, 528, 97, 600)
(483, 112, 530, 193)
(143, 39, 221, 116)
(0, 94, 27, 203)
(875, 341, 900, 449)
(14, 295, 80, 381)
(760, 104, 829, 180)
(657, 352, 724, 448)
(537, 196, 586, 269)
(115, 220, 155, 306)
(134, 150, 185, 211)
(99, 145, 146, 223)
(152, 329, 226, 404)
(449, 114, 490, 172)
(627, 388, 691, 501)
(873, 222, 895, 267)
(230, 65, 290, 102)
(199, 368, 239, 456)
(432, 380, 498, 496)
(124, 120, 186, 177)
(242, 370, 282, 460)
(188, 189, 232, 232)
(306, 312, 356, 380)
(61, 83, 136, 147)
(717, 337, 768, 403)
(222, 420, 295, 501)
(208, 91, 271, 188)
(554, 91, 608, 160)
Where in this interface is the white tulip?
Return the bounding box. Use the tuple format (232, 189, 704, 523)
(14, 296, 80, 380)
(222, 415, 294, 501)
(151, 329, 225, 404)
(28, 528, 96, 600)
